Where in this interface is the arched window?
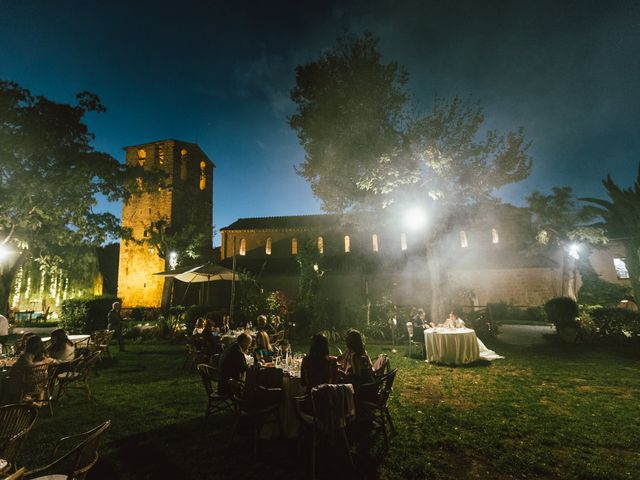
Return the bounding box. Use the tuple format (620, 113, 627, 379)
(317, 236, 324, 254)
(199, 161, 207, 190)
(137, 148, 146, 167)
(372, 234, 379, 253)
(157, 144, 164, 164)
(344, 235, 351, 253)
(400, 233, 407, 251)
(239, 238, 246, 256)
(291, 238, 298, 255)
(460, 231, 468, 248)
(265, 237, 272, 255)
(491, 228, 499, 244)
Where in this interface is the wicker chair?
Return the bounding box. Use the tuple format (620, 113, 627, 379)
(355, 368, 398, 449)
(197, 363, 233, 428)
(23, 421, 111, 480)
(55, 352, 101, 403)
(88, 330, 114, 361)
(228, 378, 282, 457)
(4, 467, 25, 479)
(293, 384, 356, 480)
(372, 353, 390, 380)
(0, 405, 38, 475)
(19, 364, 56, 417)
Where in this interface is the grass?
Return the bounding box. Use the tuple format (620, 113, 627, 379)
(13, 337, 640, 480)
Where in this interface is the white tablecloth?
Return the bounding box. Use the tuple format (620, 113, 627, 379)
(260, 374, 305, 439)
(40, 334, 90, 344)
(424, 328, 480, 365)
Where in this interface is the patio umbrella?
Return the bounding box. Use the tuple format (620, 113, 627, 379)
(154, 262, 240, 303)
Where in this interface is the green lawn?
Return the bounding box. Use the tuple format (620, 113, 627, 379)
(14, 338, 640, 480)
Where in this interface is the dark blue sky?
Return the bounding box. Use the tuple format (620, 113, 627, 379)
(1, 0, 638, 245)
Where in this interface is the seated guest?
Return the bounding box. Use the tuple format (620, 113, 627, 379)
(301, 333, 338, 393)
(441, 312, 465, 329)
(197, 319, 222, 355)
(46, 329, 75, 362)
(268, 315, 283, 334)
(7, 336, 51, 403)
(221, 315, 231, 333)
(338, 329, 374, 387)
(218, 332, 252, 395)
(255, 315, 276, 362)
(192, 317, 205, 336)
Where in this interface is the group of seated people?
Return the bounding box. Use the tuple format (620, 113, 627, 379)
(2, 329, 78, 404)
(216, 327, 375, 396)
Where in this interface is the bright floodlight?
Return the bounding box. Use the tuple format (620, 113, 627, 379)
(0, 244, 12, 261)
(404, 207, 427, 230)
(568, 243, 580, 260)
(169, 251, 178, 270)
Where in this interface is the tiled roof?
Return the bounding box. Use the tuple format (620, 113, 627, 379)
(220, 214, 342, 231)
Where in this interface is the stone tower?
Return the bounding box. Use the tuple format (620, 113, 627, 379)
(117, 139, 214, 307)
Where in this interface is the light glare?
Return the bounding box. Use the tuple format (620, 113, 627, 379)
(404, 207, 427, 230)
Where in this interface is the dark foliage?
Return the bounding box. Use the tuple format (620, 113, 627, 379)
(544, 297, 579, 335)
(59, 295, 119, 334)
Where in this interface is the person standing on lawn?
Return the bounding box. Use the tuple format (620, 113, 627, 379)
(107, 301, 125, 352)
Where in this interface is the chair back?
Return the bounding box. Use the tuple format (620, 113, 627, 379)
(5, 467, 26, 480)
(20, 363, 50, 399)
(405, 322, 414, 338)
(372, 353, 389, 378)
(33, 420, 111, 479)
(0, 404, 38, 469)
(310, 384, 356, 434)
(378, 368, 397, 407)
(251, 366, 283, 390)
(197, 363, 219, 397)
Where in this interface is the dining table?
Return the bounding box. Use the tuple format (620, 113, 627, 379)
(424, 327, 480, 365)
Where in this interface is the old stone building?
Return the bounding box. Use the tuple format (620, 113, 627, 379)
(219, 206, 631, 309)
(117, 139, 214, 307)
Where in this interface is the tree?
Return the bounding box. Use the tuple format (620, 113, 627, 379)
(582, 164, 640, 301)
(527, 186, 607, 299)
(290, 34, 533, 321)
(144, 218, 211, 312)
(0, 79, 153, 313)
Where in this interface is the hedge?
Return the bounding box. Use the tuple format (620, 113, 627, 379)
(59, 295, 120, 334)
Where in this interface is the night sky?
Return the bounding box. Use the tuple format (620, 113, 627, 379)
(1, 0, 638, 245)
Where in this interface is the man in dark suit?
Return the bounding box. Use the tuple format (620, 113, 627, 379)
(218, 332, 252, 395)
(107, 301, 125, 352)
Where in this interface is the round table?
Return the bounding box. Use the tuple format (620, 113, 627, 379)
(424, 328, 480, 365)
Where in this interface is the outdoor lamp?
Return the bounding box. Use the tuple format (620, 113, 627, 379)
(568, 243, 580, 260)
(404, 207, 427, 230)
(169, 251, 178, 270)
(0, 244, 12, 262)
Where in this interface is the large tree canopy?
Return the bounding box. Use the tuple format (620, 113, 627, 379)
(289, 34, 533, 320)
(0, 79, 149, 312)
(290, 34, 532, 215)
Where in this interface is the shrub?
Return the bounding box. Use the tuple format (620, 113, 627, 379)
(544, 297, 579, 341)
(60, 295, 119, 334)
(589, 307, 640, 340)
(466, 309, 501, 340)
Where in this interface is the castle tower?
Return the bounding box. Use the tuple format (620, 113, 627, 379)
(117, 139, 214, 307)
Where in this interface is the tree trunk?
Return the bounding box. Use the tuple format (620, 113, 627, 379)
(562, 254, 577, 301)
(160, 257, 173, 314)
(426, 243, 446, 324)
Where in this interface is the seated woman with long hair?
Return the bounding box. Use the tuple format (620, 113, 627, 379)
(338, 329, 374, 386)
(7, 336, 51, 403)
(254, 315, 276, 363)
(301, 333, 338, 393)
(47, 329, 75, 362)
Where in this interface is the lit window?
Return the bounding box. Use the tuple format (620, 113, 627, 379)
(491, 228, 499, 244)
(137, 149, 146, 166)
(292, 238, 298, 255)
(265, 237, 272, 255)
(613, 258, 630, 279)
(180, 148, 188, 158)
(157, 144, 164, 164)
(317, 236, 324, 254)
(239, 238, 246, 256)
(344, 235, 351, 253)
(199, 161, 206, 190)
(460, 231, 468, 248)
(400, 233, 407, 251)
(372, 234, 379, 252)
